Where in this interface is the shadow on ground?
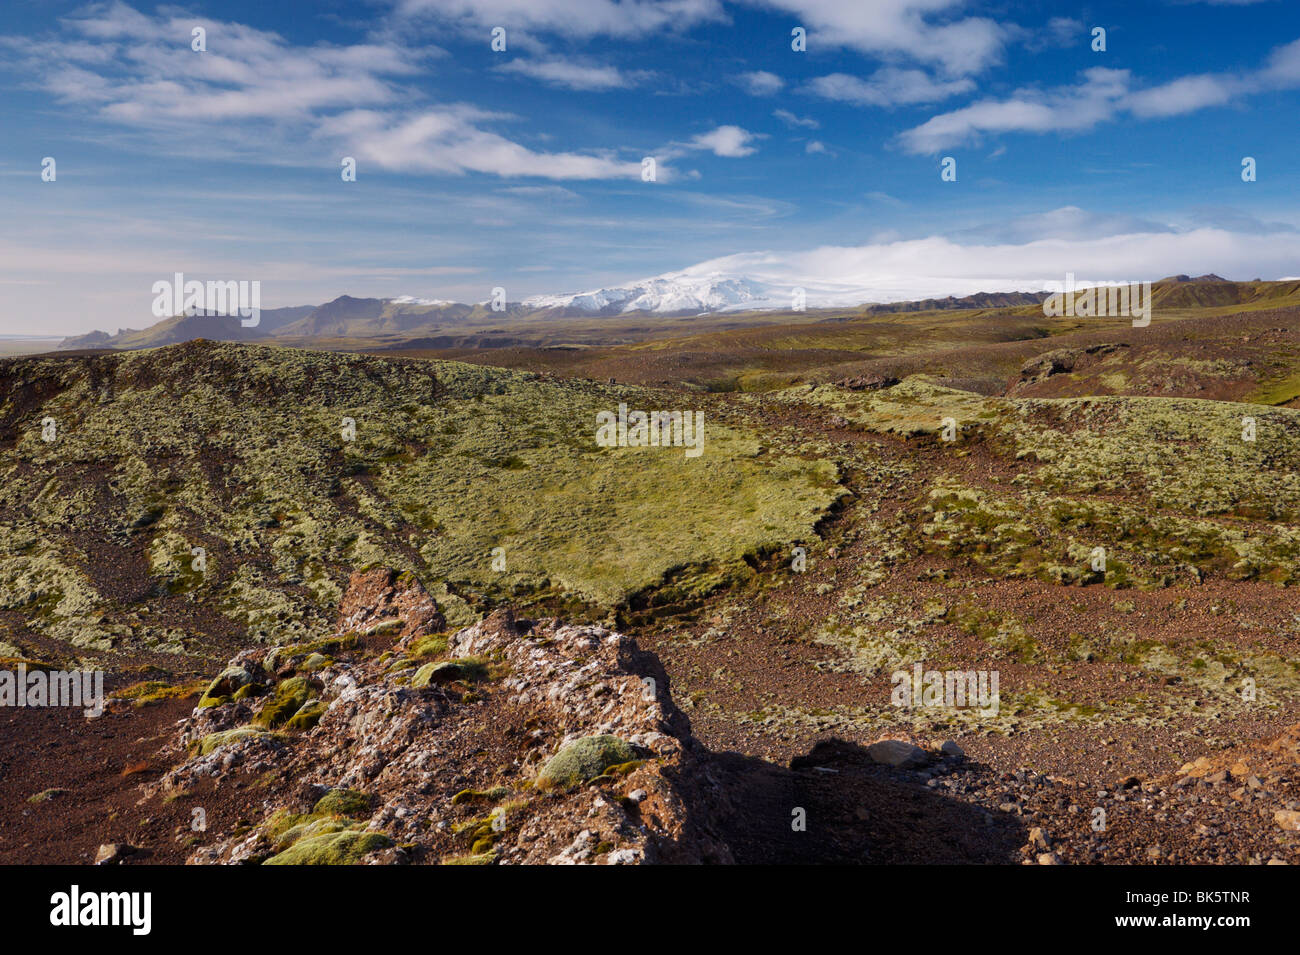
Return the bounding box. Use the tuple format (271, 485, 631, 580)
(682, 738, 1027, 864)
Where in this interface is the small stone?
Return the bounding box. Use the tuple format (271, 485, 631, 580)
(1273, 810, 1300, 831)
(940, 740, 965, 758)
(94, 843, 135, 865)
(627, 789, 647, 803)
(1036, 852, 1063, 865)
(1028, 827, 1051, 850)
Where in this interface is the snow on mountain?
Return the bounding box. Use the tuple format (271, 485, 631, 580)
(523, 272, 789, 314)
(387, 295, 457, 306)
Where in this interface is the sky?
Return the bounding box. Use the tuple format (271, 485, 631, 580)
(3, 0, 1300, 335)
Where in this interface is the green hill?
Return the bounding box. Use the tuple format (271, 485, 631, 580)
(0, 341, 840, 666)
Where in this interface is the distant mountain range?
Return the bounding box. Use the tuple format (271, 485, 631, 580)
(57, 272, 1300, 351)
(522, 274, 776, 313)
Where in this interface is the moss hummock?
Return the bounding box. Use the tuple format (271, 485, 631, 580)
(263, 830, 393, 865)
(537, 735, 637, 789)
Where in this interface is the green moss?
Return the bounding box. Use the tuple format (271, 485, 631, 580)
(443, 851, 496, 865)
(264, 633, 359, 672)
(263, 830, 393, 865)
(255, 676, 314, 728)
(285, 699, 327, 731)
(409, 633, 448, 658)
(603, 760, 646, 777)
(27, 788, 68, 803)
(195, 725, 268, 756)
(450, 785, 511, 806)
(537, 735, 637, 790)
(112, 678, 206, 707)
(0, 342, 843, 661)
(313, 788, 372, 818)
(198, 665, 255, 709)
(1248, 373, 1300, 407)
(276, 818, 352, 847)
(411, 657, 488, 687)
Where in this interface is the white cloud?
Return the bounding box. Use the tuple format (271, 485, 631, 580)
(901, 34, 1300, 151)
(1014, 16, 1083, 52)
(0, 3, 662, 181)
(741, 0, 1007, 76)
(318, 108, 645, 178)
(955, 206, 1175, 244)
(805, 68, 975, 107)
(773, 108, 818, 128)
(496, 57, 647, 90)
(1261, 37, 1300, 83)
(657, 225, 1300, 306)
(735, 70, 784, 95)
(805, 140, 827, 154)
(685, 125, 761, 157)
(396, 0, 728, 39)
(898, 67, 1130, 153)
(498, 184, 581, 199)
(1126, 74, 1238, 117)
(0, 3, 425, 124)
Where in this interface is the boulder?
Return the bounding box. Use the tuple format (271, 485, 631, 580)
(867, 739, 929, 769)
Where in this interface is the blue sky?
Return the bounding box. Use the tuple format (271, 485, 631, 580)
(3, 0, 1300, 334)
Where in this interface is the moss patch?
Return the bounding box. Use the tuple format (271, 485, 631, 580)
(263, 830, 393, 865)
(537, 734, 636, 789)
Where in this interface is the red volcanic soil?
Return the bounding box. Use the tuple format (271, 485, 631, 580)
(0, 688, 249, 864)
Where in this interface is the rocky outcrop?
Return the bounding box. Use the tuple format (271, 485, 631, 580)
(1017, 342, 1128, 384)
(153, 570, 733, 865)
(836, 374, 900, 392)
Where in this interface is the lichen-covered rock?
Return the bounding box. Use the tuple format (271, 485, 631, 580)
(154, 573, 733, 865)
(537, 735, 637, 789)
(411, 659, 479, 688)
(196, 725, 268, 756)
(198, 666, 255, 709)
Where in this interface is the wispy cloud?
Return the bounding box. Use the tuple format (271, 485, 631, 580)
(741, 0, 1007, 76)
(496, 57, 651, 90)
(317, 107, 646, 178)
(0, 1, 429, 124)
(0, 2, 663, 180)
(804, 69, 975, 108)
(735, 70, 783, 96)
(773, 108, 818, 129)
(900, 36, 1300, 152)
(395, 0, 728, 39)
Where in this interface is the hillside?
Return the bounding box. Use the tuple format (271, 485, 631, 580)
(0, 340, 838, 669)
(6, 326, 1300, 866)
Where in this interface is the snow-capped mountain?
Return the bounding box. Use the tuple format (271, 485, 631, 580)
(523, 272, 790, 314)
(387, 295, 456, 306)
